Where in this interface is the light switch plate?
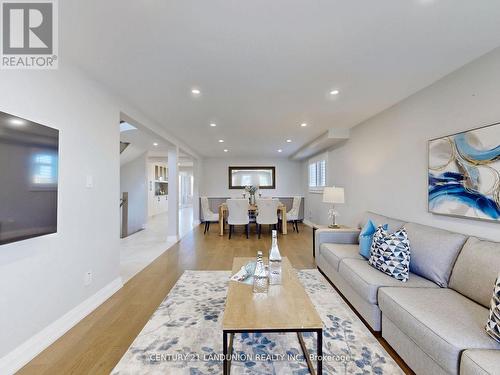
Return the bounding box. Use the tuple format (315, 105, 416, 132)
(86, 175, 93, 188)
(84, 270, 93, 286)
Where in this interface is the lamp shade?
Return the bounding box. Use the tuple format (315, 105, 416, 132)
(323, 186, 345, 204)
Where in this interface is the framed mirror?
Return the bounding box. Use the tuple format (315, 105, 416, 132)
(228, 166, 276, 189)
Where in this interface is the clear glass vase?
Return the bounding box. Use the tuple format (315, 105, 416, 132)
(253, 251, 268, 293)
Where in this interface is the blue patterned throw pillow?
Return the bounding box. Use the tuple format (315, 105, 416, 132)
(359, 219, 388, 259)
(486, 274, 500, 343)
(369, 226, 411, 282)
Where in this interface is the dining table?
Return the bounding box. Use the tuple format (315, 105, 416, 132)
(218, 202, 287, 236)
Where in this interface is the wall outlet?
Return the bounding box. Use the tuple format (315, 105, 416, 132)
(84, 270, 93, 286)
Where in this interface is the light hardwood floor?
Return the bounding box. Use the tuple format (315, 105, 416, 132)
(18, 223, 411, 374)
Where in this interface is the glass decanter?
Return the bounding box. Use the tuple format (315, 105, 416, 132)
(269, 230, 282, 285)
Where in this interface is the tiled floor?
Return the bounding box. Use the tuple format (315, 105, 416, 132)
(119, 206, 195, 282)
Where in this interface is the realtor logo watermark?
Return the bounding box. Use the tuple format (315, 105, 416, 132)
(1, 0, 58, 69)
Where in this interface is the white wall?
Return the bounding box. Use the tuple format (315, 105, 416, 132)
(0, 65, 197, 373)
(0, 66, 122, 368)
(305, 47, 500, 242)
(192, 159, 202, 223)
(120, 153, 148, 235)
(179, 166, 194, 207)
(201, 157, 304, 197)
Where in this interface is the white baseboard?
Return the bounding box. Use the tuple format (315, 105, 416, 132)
(0, 277, 123, 375)
(302, 219, 315, 228)
(167, 235, 179, 242)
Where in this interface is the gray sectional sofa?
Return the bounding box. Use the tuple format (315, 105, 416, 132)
(315, 211, 500, 375)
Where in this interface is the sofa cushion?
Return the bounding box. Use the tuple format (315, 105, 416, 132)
(379, 288, 500, 374)
(319, 243, 363, 271)
(339, 258, 438, 305)
(404, 222, 467, 287)
(359, 211, 405, 233)
(460, 350, 500, 375)
(450, 237, 500, 308)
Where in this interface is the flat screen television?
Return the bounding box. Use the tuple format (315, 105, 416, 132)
(0, 111, 59, 245)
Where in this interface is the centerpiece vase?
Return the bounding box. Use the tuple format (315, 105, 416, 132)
(249, 194, 256, 205)
(253, 251, 268, 293)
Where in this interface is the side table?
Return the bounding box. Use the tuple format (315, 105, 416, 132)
(312, 224, 358, 258)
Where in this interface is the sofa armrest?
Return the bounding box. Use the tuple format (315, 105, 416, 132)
(315, 228, 360, 258)
(461, 350, 500, 375)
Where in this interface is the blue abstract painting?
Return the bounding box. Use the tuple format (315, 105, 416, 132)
(428, 123, 500, 222)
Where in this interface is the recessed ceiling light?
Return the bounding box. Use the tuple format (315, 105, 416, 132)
(224, 149, 229, 153)
(153, 142, 159, 146)
(218, 139, 224, 143)
(210, 123, 217, 127)
(9, 118, 26, 126)
(277, 149, 283, 153)
(330, 89, 340, 95)
(301, 123, 307, 127)
(191, 88, 201, 95)
(286, 139, 292, 143)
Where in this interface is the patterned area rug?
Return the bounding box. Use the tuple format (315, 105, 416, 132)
(112, 270, 403, 374)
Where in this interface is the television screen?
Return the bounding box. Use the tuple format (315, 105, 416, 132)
(0, 111, 59, 245)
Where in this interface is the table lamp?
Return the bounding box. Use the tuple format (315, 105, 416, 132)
(323, 186, 345, 228)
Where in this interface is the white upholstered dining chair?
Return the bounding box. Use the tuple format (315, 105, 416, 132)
(285, 196, 302, 233)
(226, 199, 250, 239)
(256, 198, 279, 239)
(201, 196, 219, 234)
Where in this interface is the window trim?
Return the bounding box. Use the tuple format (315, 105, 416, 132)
(308, 155, 327, 193)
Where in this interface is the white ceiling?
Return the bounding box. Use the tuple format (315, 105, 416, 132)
(120, 124, 194, 165)
(62, 0, 500, 158)
(120, 124, 169, 165)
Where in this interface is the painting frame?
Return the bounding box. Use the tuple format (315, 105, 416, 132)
(427, 122, 500, 223)
(0, 110, 60, 245)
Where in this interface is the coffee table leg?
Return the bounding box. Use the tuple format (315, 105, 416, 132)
(297, 332, 315, 375)
(223, 332, 234, 375)
(312, 227, 316, 258)
(317, 329, 323, 374)
(227, 333, 234, 374)
(223, 331, 228, 375)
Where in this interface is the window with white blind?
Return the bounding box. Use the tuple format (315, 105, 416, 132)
(308, 159, 326, 192)
(30, 149, 58, 190)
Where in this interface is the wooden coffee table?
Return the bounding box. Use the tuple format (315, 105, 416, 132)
(222, 257, 323, 374)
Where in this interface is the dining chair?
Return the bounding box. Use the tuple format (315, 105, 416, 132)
(201, 197, 219, 234)
(256, 198, 279, 239)
(285, 196, 302, 233)
(226, 198, 250, 239)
